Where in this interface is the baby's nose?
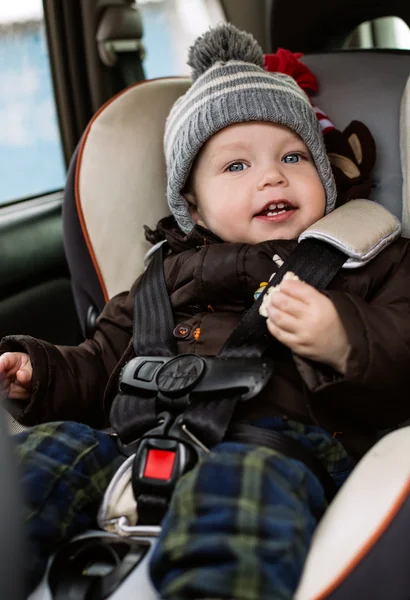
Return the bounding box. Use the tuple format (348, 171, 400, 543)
(258, 165, 287, 189)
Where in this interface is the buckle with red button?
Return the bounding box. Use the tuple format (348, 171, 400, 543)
(131, 437, 195, 500)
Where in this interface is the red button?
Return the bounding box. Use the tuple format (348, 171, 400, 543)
(143, 449, 176, 480)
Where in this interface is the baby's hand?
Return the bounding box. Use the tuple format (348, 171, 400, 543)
(260, 273, 351, 374)
(0, 352, 33, 400)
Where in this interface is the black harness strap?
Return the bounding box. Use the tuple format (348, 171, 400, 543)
(182, 239, 347, 448)
(227, 423, 337, 505)
(110, 394, 157, 445)
(137, 494, 168, 527)
(111, 238, 348, 520)
(182, 393, 244, 449)
(111, 243, 175, 442)
(220, 238, 347, 358)
(132, 242, 175, 357)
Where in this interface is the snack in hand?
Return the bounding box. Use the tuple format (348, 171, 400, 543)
(259, 271, 300, 317)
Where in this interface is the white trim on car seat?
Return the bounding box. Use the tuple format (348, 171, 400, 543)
(401, 76, 410, 238)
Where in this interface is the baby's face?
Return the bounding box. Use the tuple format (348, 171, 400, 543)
(184, 122, 326, 244)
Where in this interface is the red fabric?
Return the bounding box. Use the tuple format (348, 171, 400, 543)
(264, 49, 318, 95)
(264, 48, 335, 133)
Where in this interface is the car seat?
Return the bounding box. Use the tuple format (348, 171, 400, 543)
(63, 52, 410, 338)
(30, 54, 410, 599)
(63, 76, 190, 338)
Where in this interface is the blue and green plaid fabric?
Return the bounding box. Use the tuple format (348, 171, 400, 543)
(14, 418, 352, 597)
(14, 421, 124, 590)
(150, 418, 353, 600)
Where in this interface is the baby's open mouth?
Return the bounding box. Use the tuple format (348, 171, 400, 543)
(257, 202, 295, 217)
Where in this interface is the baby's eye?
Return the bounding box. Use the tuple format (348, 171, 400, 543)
(227, 161, 248, 172)
(282, 153, 303, 164)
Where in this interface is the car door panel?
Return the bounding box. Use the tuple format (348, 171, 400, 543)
(0, 194, 82, 345)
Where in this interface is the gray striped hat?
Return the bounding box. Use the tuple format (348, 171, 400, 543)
(164, 24, 336, 234)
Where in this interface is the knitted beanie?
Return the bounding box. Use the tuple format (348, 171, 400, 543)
(164, 24, 337, 234)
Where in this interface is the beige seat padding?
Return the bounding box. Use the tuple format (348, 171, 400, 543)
(300, 199, 401, 268)
(77, 77, 191, 301)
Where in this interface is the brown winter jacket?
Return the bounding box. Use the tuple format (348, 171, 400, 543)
(2, 216, 410, 461)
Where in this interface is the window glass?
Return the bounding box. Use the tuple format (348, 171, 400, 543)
(139, 0, 225, 78)
(345, 16, 410, 50)
(0, 2, 65, 206)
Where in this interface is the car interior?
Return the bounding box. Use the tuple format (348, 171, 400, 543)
(1, 1, 410, 598)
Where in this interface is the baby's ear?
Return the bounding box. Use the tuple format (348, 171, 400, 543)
(182, 190, 200, 223)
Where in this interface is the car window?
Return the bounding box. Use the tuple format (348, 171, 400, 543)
(139, 0, 225, 78)
(345, 16, 410, 50)
(0, 1, 65, 207)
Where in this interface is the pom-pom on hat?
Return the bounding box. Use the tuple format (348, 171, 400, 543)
(164, 24, 337, 234)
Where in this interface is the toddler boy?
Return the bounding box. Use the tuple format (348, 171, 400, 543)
(1, 24, 410, 600)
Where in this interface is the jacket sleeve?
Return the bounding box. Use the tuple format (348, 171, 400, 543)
(0, 277, 140, 427)
(294, 243, 410, 427)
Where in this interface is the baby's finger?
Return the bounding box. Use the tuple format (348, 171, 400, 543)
(0, 353, 15, 374)
(279, 278, 319, 304)
(16, 369, 31, 385)
(266, 316, 300, 345)
(266, 305, 299, 334)
(268, 290, 307, 318)
(8, 382, 32, 400)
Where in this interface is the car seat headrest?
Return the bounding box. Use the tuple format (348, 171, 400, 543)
(302, 53, 410, 232)
(73, 77, 190, 301)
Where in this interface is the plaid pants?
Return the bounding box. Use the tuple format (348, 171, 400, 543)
(14, 418, 352, 598)
(14, 421, 125, 590)
(150, 418, 353, 600)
